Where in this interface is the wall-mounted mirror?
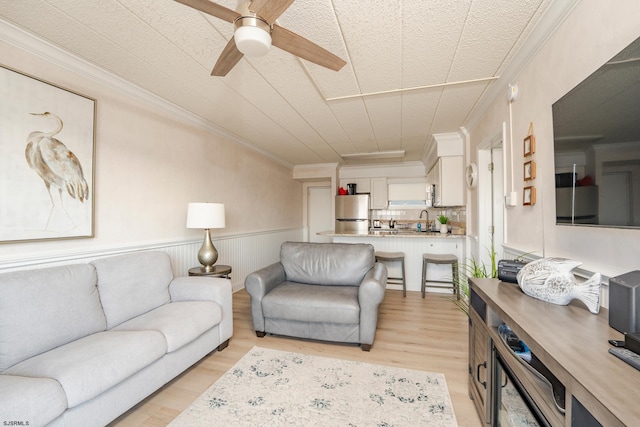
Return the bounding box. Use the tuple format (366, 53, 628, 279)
(552, 36, 640, 227)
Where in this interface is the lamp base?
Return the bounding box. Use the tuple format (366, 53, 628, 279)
(198, 229, 219, 271)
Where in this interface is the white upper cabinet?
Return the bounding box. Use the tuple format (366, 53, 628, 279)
(431, 156, 464, 207)
(370, 177, 388, 209)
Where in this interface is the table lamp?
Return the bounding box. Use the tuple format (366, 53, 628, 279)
(187, 202, 225, 272)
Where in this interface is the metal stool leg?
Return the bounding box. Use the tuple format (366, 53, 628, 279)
(401, 257, 406, 297)
(452, 261, 460, 300)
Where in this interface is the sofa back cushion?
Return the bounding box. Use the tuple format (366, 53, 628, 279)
(91, 251, 172, 329)
(280, 242, 375, 286)
(0, 264, 106, 371)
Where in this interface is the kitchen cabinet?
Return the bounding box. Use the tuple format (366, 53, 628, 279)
(430, 156, 464, 206)
(370, 177, 388, 209)
(469, 290, 491, 424)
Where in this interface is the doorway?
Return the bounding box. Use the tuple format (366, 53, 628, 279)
(307, 185, 332, 243)
(478, 127, 506, 268)
(600, 172, 631, 226)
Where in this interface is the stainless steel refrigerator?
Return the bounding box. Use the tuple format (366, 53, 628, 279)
(335, 194, 370, 233)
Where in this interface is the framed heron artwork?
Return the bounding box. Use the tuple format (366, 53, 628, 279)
(0, 65, 95, 243)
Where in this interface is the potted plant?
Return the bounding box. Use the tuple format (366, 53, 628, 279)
(447, 245, 498, 315)
(437, 215, 449, 234)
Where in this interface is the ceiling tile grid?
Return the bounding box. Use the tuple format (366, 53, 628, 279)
(0, 0, 565, 166)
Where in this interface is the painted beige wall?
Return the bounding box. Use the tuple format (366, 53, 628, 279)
(468, 0, 640, 277)
(0, 38, 302, 262)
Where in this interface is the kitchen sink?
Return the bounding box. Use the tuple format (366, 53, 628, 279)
(370, 229, 440, 235)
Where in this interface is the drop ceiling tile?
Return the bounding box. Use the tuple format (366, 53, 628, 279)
(401, 89, 443, 138)
(401, 0, 472, 87)
(327, 98, 376, 145)
(0, 0, 568, 166)
(447, 0, 547, 81)
(363, 96, 402, 141)
(331, 0, 402, 94)
(431, 83, 488, 133)
(279, 0, 358, 100)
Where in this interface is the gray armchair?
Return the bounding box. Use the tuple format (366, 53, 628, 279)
(245, 242, 387, 351)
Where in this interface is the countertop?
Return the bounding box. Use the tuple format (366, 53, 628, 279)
(318, 230, 465, 239)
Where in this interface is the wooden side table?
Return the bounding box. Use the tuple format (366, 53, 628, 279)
(188, 265, 232, 279)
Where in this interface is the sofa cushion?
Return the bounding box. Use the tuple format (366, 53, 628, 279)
(0, 264, 106, 371)
(0, 375, 67, 426)
(92, 251, 173, 329)
(5, 330, 167, 408)
(280, 242, 375, 286)
(113, 301, 222, 352)
(262, 282, 360, 324)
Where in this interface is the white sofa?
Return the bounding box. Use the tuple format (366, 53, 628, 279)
(0, 251, 233, 427)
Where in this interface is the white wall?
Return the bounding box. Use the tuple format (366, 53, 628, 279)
(468, 0, 640, 279)
(0, 28, 302, 267)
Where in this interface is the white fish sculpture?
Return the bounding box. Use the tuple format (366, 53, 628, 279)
(516, 258, 601, 314)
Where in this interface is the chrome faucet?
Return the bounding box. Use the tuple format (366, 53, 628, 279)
(419, 210, 429, 230)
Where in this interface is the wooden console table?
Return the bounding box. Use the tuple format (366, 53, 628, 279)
(469, 278, 638, 426)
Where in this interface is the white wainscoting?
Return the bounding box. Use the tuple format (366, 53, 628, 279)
(0, 228, 303, 292)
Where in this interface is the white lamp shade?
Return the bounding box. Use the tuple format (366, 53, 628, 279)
(187, 203, 225, 229)
(235, 25, 272, 56)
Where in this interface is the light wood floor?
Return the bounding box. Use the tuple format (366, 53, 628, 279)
(109, 289, 483, 426)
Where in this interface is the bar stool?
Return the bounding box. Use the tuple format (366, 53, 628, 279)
(375, 251, 406, 297)
(421, 253, 459, 299)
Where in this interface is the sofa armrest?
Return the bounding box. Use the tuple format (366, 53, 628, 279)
(244, 262, 285, 332)
(169, 276, 233, 343)
(358, 262, 388, 345)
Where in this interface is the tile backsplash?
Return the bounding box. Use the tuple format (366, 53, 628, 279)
(371, 207, 466, 230)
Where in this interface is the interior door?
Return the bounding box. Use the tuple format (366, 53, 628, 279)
(478, 127, 505, 268)
(600, 172, 630, 225)
(490, 147, 505, 262)
(308, 186, 332, 243)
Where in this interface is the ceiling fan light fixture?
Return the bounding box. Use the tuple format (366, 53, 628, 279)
(234, 16, 271, 57)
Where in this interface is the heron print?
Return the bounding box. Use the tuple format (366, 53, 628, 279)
(25, 112, 89, 230)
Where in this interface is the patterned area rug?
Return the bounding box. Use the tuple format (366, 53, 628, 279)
(169, 346, 458, 426)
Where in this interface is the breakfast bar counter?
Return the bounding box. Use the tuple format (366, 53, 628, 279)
(319, 231, 465, 294)
(321, 230, 465, 239)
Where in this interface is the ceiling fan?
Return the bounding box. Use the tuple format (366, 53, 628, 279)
(175, 0, 347, 76)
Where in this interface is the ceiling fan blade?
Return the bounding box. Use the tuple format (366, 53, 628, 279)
(249, 0, 295, 24)
(212, 37, 244, 76)
(271, 24, 346, 71)
(175, 0, 240, 23)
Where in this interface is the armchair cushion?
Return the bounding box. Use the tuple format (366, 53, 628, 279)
(262, 282, 360, 324)
(280, 241, 375, 286)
